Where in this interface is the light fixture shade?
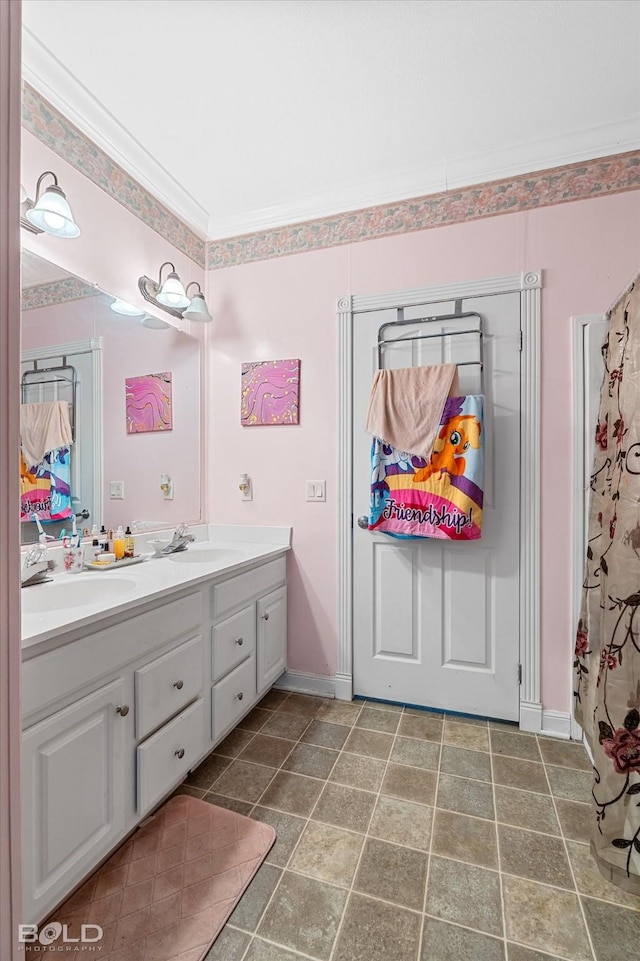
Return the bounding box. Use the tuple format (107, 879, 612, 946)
(111, 298, 145, 316)
(182, 292, 212, 322)
(25, 184, 80, 238)
(156, 270, 189, 309)
(140, 314, 171, 330)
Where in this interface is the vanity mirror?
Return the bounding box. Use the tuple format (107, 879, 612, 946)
(20, 250, 202, 544)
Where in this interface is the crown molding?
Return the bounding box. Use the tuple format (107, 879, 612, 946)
(207, 148, 640, 269)
(207, 114, 640, 240)
(22, 29, 208, 260)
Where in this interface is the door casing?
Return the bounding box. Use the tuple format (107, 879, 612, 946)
(336, 270, 543, 732)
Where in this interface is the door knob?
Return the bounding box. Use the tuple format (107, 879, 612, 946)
(173, 679, 184, 690)
(262, 612, 269, 621)
(357, 515, 369, 529)
(116, 704, 129, 717)
(236, 692, 244, 701)
(236, 637, 244, 646)
(174, 748, 185, 759)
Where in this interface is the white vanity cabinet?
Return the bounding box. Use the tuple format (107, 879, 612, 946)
(210, 557, 287, 741)
(21, 546, 289, 925)
(22, 677, 128, 924)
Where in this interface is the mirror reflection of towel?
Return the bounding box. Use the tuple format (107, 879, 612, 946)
(20, 448, 73, 522)
(20, 400, 73, 468)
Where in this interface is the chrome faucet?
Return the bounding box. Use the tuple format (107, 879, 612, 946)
(21, 545, 56, 587)
(161, 523, 195, 554)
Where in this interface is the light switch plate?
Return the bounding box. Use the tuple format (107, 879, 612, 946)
(110, 481, 124, 500)
(305, 480, 326, 502)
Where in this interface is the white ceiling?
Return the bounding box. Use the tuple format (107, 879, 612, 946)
(22, 0, 640, 241)
(21, 249, 73, 288)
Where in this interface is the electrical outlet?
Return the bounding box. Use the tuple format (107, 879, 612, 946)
(160, 474, 174, 500)
(305, 480, 326, 502)
(110, 481, 124, 499)
(239, 474, 252, 501)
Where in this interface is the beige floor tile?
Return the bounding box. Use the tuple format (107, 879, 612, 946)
(432, 809, 499, 869)
(250, 807, 306, 866)
(300, 719, 350, 750)
(567, 840, 640, 908)
(315, 700, 363, 725)
(203, 925, 250, 961)
(502, 875, 592, 961)
(398, 713, 443, 742)
(355, 707, 401, 734)
(537, 737, 591, 771)
(354, 837, 427, 910)
(443, 718, 490, 752)
(490, 729, 542, 762)
(421, 917, 505, 961)
(228, 863, 283, 932)
(545, 765, 592, 803)
(436, 773, 495, 820)
(494, 785, 560, 835)
(257, 871, 348, 960)
(380, 762, 437, 806)
(281, 743, 339, 779)
(279, 694, 325, 718)
(492, 756, 549, 794)
(582, 895, 640, 961)
(390, 736, 441, 771)
(555, 799, 592, 844)
(312, 782, 377, 834)
(242, 938, 302, 961)
(369, 795, 433, 850)
(258, 771, 324, 816)
(426, 855, 503, 936)
(441, 744, 492, 781)
(498, 824, 574, 889)
(343, 727, 395, 760)
(290, 820, 364, 887)
(212, 760, 277, 802)
(333, 893, 422, 961)
(329, 752, 387, 792)
(238, 734, 297, 769)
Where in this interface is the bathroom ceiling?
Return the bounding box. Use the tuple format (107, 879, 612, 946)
(22, 0, 640, 241)
(21, 249, 72, 288)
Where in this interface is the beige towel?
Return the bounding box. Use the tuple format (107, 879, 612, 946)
(21, 400, 73, 468)
(365, 364, 459, 457)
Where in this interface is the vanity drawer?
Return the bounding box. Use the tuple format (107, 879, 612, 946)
(135, 634, 203, 740)
(137, 697, 204, 815)
(212, 655, 256, 742)
(211, 557, 286, 619)
(211, 606, 256, 682)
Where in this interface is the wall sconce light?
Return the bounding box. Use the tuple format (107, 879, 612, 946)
(182, 282, 212, 323)
(138, 262, 212, 323)
(21, 171, 81, 239)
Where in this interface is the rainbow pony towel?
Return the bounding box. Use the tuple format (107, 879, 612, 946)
(368, 395, 484, 540)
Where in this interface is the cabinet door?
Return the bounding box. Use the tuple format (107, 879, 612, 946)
(256, 586, 287, 696)
(22, 678, 128, 923)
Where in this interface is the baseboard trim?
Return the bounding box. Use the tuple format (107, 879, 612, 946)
(273, 670, 336, 698)
(519, 700, 543, 733)
(541, 709, 572, 740)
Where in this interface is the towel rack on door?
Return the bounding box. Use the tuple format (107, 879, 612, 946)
(377, 307, 484, 378)
(21, 358, 77, 441)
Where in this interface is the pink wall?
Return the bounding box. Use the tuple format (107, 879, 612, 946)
(207, 191, 640, 713)
(21, 130, 204, 318)
(21, 295, 201, 529)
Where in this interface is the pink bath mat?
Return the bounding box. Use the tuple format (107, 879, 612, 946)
(27, 794, 276, 960)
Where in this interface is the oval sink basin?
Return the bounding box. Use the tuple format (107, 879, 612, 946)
(22, 576, 138, 614)
(169, 546, 248, 565)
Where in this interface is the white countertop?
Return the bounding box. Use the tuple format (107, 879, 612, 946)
(21, 525, 291, 656)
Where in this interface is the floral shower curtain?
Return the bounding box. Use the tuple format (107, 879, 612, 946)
(574, 270, 640, 894)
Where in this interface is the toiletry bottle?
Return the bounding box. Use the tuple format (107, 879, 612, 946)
(113, 526, 125, 560)
(124, 525, 134, 558)
(107, 528, 114, 553)
(99, 525, 109, 552)
(89, 538, 102, 562)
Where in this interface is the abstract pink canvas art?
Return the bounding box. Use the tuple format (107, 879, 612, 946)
(241, 358, 300, 426)
(125, 371, 173, 433)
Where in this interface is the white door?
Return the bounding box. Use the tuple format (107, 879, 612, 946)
(353, 292, 521, 720)
(21, 346, 96, 538)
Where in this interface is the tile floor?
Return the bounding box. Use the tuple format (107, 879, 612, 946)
(174, 692, 640, 961)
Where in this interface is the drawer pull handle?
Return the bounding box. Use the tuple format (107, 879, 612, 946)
(262, 612, 269, 621)
(237, 692, 244, 701)
(173, 679, 184, 690)
(116, 704, 130, 717)
(236, 637, 244, 646)
(174, 748, 185, 759)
